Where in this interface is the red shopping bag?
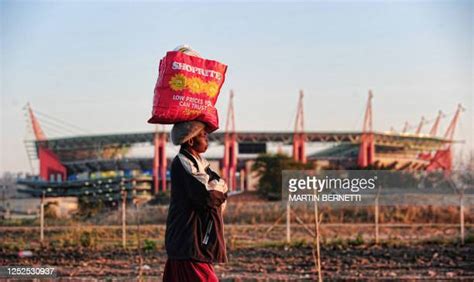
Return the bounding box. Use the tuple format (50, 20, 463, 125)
(147, 51, 227, 132)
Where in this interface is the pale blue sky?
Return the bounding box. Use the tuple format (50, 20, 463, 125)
(1, 0, 472, 173)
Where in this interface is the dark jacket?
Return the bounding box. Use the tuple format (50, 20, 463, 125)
(165, 149, 228, 263)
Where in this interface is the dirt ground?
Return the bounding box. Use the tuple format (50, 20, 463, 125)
(2, 194, 473, 280)
(1, 243, 473, 280)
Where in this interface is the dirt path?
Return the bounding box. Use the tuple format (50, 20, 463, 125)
(1, 243, 473, 280)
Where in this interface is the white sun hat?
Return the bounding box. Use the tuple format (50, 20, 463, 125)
(173, 44, 202, 58)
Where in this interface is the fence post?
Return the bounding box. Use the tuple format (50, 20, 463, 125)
(375, 184, 382, 244)
(286, 201, 291, 244)
(121, 190, 127, 249)
(313, 188, 322, 282)
(135, 200, 144, 280)
(375, 191, 379, 244)
(460, 188, 465, 245)
(40, 190, 45, 243)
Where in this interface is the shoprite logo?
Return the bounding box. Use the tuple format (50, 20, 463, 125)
(172, 61, 223, 81)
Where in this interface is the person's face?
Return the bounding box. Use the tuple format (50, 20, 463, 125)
(189, 130, 208, 153)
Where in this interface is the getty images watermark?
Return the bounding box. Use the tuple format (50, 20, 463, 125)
(287, 174, 377, 203)
(282, 170, 474, 207)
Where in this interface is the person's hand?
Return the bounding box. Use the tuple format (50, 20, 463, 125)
(205, 166, 221, 182)
(209, 179, 228, 193)
(221, 200, 227, 214)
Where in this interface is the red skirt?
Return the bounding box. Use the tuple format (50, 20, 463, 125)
(163, 259, 219, 282)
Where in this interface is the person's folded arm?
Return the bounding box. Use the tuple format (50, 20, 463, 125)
(185, 173, 227, 211)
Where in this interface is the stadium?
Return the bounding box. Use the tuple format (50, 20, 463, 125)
(17, 92, 463, 212)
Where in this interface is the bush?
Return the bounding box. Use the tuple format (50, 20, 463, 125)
(143, 239, 157, 252)
(79, 231, 97, 248)
(44, 202, 59, 219)
(76, 197, 105, 219)
(252, 153, 314, 200)
(349, 233, 365, 246)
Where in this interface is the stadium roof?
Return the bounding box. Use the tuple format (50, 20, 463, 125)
(27, 131, 451, 162)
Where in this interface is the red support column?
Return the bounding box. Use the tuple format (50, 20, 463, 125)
(292, 133, 306, 163)
(160, 133, 167, 192)
(426, 149, 452, 172)
(429, 111, 444, 137)
(357, 91, 375, 168)
(292, 135, 299, 161)
(28, 104, 67, 181)
(223, 141, 229, 182)
(358, 133, 375, 167)
(223, 91, 237, 191)
(418, 111, 445, 162)
(415, 116, 425, 135)
(27, 103, 46, 141)
(39, 147, 67, 181)
(223, 136, 237, 191)
(293, 90, 306, 164)
(153, 129, 167, 194)
(153, 133, 159, 194)
(224, 132, 237, 191)
(426, 104, 464, 174)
